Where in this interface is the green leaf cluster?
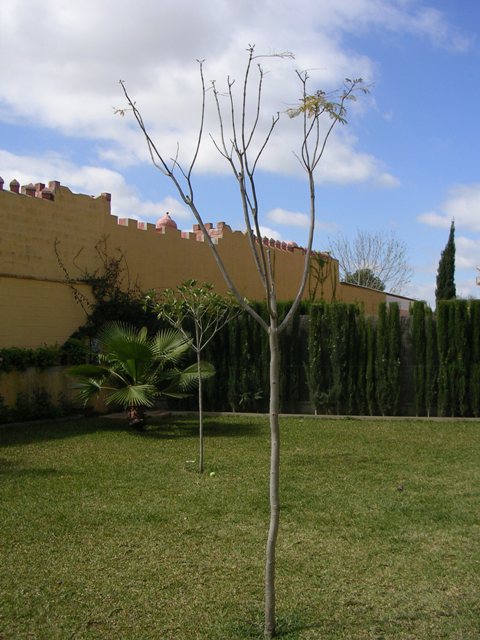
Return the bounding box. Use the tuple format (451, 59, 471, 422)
(68, 322, 213, 411)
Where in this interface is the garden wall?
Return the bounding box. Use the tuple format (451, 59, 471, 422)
(0, 178, 411, 349)
(0, 366, 73, 408)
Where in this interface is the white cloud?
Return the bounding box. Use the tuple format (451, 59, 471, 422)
(403, 281, 434, 306)
(267, 208, 310, 227)
(0, 149, 192, 224)
(259, 226, 282, 241)
(457, 277, 480, 301)
(416, 211, 450, 228)
(418, 183, 480, 232)
(456, 236, 480, 270)
(0, 0, 461, 187)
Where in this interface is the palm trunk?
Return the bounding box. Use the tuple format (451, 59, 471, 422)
(197, 350, 204, 473)
(264, 318, 280, 638)
(127, 405, 145, 429)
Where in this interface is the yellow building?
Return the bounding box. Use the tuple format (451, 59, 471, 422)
(0, 177, 413, 349)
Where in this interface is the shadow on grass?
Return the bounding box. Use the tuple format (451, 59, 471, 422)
(133, 418, 263, 440)
(230, 611, 324, 639)
(0, 457, 62, 478)
(0, 415, 264, 448)
(0, 416, 130, 448)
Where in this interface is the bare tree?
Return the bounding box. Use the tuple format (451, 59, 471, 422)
(330, 230, 412, 293)
(119, 47, 366, 638)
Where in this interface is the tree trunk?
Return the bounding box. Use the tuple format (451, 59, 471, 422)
(197, 350, 204, 474)
(264, 319, 280, 638)
(127, 405, 145, 429)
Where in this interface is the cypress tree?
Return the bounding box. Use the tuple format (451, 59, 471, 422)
(453, 300, 469, 416)
(328, 303, 349, 414)
(345, 305, 359, 414)
(307, 304, 322, 413)
(376, 303, 389, 415)
(355, 312, 368, 415)
(307, 303, 331, 414)
(470, 300, 480, 417)
(435, 221, 456, 303)
(425, 305, 437, 417)
(412, 301, 426, 416)
(387, 303, 401, 415)
(366, 317, 376, 416)
(227, 310, 241, 411)
(279, 302, 302, 413)
(204, 320, 230, 411)
(436, 301, 449, 416)
(436, 300, 457, 416)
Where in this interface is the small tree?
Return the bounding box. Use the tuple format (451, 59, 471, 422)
(119, 47, 366, 638)
(435, 220, 456, 303)
(149, 280, 238, 473)
(68, 322, 209, 427)
(330, 230, 412, 293)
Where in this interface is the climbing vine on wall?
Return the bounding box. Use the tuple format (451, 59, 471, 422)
(55, 235, 159, 343)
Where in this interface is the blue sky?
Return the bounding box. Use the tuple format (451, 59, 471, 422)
(1, 0, 479, 304)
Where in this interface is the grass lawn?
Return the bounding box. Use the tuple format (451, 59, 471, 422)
(0, 415, 479, 639)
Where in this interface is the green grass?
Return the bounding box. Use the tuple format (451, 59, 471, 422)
(1, 415, 479, 639)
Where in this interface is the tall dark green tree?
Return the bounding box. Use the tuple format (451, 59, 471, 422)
(366, 317, 376, 416)
(376, 303, 389, 415)
(470, 300, 480, 417)
(424, 305, 437, 417)
(412, 301, 427, 416)
(435, 221, 456, 303)
(387, 303, 401, 416)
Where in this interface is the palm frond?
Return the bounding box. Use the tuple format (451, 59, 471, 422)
(70, 378, 106, 406)
(105, 384, 157, 407)
(151, 329, 191, 363)
(99, 322, 148, 346)
(179, 362, 215, 391)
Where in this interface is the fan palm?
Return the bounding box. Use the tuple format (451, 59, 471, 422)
(68, 322, 213, 426)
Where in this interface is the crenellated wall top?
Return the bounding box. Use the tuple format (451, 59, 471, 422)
(0, 177, 313, 254)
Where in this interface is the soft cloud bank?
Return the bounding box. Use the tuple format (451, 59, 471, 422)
(0, 0, 466, 187)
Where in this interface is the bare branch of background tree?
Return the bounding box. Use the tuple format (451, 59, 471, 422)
(329, 230, 412, 293)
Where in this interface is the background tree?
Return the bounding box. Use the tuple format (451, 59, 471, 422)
(344, 267, 385, 291)
(148, 280, 237, 473)
(329, 230, 412, 293)
(120, 47, 366, 638)
(435, 220, 456, 303)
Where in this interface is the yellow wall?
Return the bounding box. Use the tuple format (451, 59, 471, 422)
(0, 180, 341, 347)
(337, 282, 387, 316)
(0, 179, 411, 349)
(0, 276, 92, 348)
(0, 366, 74, 408)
